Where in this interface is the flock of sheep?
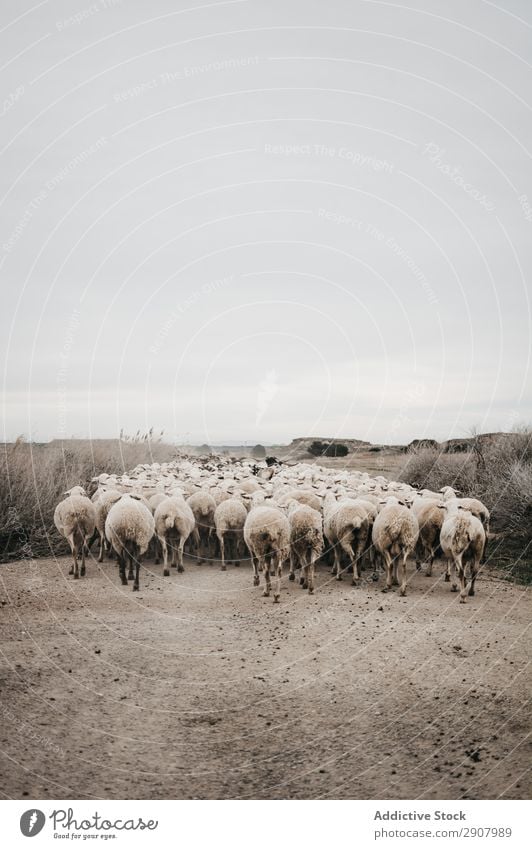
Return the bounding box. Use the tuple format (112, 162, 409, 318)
(53, 456, 490, 603)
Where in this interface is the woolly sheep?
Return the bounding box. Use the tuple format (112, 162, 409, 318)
(439, 500, 485, 602)
(244, 506, 290, 602)
(186, 491, 217, 561)
(94, 489, 122, 562)
(287, 503, 323, 594)
(278, 489, 322, 513)
(441, 488, 490, 559)
(148, 492, 168, 513)
(372, 497, 419, 596)
(54, 491, 97, 579)
(154, 496, 195, 576)
(412, 500, 445, 577)
(214, 498, 248, 570)
(323, 495, 369, 584)
(105, 494, 155, 591)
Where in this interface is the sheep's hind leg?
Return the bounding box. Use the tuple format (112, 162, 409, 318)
(289, 549, 296, 582)
(382, 550, 393, 592)
(450, 556, 461, 593)
(133, 557, 140, 591)
(468, 560, 479, 597)
(307, 553, 316, 595)
(331, 544, 341, 577)
(458, 562, 467, 603)
(351, 538, 365, 586)
(273, 552, 282, 603)
(161, 537, 170, 577)
(170, 539, 177, 571)
(392, 557, 399, 586)
(263, 556, 271, 597)
(251, 553, 260, 586)
(69, 537, 78, 578)
(399, 551, 408, 596)
(219, 534, 226, 571)
(118, 553, 127, 586)
(176, 539, 185, 572)
(80, 540, 86, 577)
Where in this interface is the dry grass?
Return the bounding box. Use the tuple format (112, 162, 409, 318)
(0, 436, 177, 560)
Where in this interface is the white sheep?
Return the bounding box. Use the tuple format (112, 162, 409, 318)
(105, 494, 155, 591)
(94, 489, 122, 562)
(440, 487, 490, 560)
(323, 494, 369, 584)
(412, 499, 444, 577)
(186, 491, 217, 561)
(214, 498, 247, 570)
(153, 496, 195, 576)
(53, 490, 97, 579)
(372, 497, 419, 596)
(244, 506, 290, 602)
(278, 489, 322, 513)
(439, 500, 485, 602)
(287, 503, 323, 594)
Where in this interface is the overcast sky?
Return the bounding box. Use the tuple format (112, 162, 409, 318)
(1, 0, 530, 445)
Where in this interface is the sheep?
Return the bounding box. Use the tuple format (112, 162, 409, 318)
(148, 492, 168, 513)
(53, 491, 97, 579)
(412, 499, 445, 577)
(243, 506, 290, 602)
(439, 501, 485, 602)
(372, 497, 419, 596)
(323, 495, 369, 584)
(64, 485, 88, 497)
(154, 496, 195, 576)
(287, 503, 323, 594)
(210, 486, 233, 507)
(440, 487, 490, 560)
(355, 497, 379, 577)
(105, 494, 155, 591)
(214, 498, 247, 570)
(186, 491, 217, 561)
(94, 489, 122, 562)
(277, 489, 322, 513)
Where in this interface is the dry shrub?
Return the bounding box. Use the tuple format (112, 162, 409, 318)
(0, 436, 176, 560)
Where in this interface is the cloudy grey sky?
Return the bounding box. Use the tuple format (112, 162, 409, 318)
(1, 0, 530, 444)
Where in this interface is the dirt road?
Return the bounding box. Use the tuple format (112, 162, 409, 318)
(0, 554, 529, 799)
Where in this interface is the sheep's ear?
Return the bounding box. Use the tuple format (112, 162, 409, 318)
(398, 499, 405, 506)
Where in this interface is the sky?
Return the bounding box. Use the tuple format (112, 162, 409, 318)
(0, 0, 531, 445)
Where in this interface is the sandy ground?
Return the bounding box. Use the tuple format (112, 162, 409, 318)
(0, 552, 529, 800)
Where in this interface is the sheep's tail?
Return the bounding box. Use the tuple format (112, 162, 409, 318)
(165, 515, 174, 530)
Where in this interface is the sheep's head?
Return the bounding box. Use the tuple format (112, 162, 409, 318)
(64, 485, 87, 498)
(440, 486, 460, 500)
